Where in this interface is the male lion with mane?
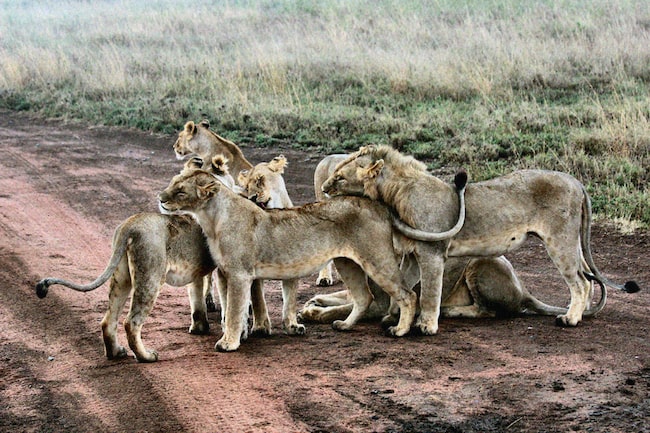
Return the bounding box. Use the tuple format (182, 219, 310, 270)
(322, 145, 639, 335)
(158, 169, 420, 352)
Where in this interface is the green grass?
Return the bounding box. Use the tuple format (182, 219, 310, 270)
(1, 0, 648, 226)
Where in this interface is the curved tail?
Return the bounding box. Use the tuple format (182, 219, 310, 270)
(392, 171, 467, 242)
(524, 276, 606, 317)
(579, 185, 640, 294)
(35, 225, 130, 299)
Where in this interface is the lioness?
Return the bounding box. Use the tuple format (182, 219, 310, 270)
(301, 255, 606, 323)
(34, 157, 258, 363)
(233, 155, 305, 335)
(323, 145, 639, 335)
(158, 170, 419, 352)
(173, 119, 253, 181)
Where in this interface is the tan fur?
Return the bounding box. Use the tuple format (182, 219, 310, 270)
(238, 155, 293, 209)
(36, 213, 217, 363)
(173, 119, 253, 181)
(312, 154, 348, 286)
(300, 256, 576, 323)
(158, 170, 418, 352)
(323, 145, 629, 334)
(233, 155, 308, 335)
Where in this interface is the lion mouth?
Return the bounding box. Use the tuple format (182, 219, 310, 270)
(158, 201, 173, 214)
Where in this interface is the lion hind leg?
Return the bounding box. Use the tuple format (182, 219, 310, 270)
(204, 273, 217, 313)
(281, 278, 305, 335)
(101, 266, 131, 360)
(124, 281, 162, 363)
(300, 303, 354, 323)
(544, 241, 589, 326)
(331, 258, 374, 332)
(316, 260, 337, 286)
(353, 259, 416, 337)
(414, 251, 446, 335)
(250, 279, 272, 336)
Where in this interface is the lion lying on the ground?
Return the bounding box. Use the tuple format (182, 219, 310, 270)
(323, 145, 639, 335)
(301, 255, 606, 323)
(34, 157, 253, 363)
(158, 170, 420, 352)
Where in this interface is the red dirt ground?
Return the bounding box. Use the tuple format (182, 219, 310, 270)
(0, 109, 648, 433)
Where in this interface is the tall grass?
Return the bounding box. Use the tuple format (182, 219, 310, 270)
(1, 0, 649, 226)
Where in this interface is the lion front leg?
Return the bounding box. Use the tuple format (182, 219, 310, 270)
(216, 275, 252, 352)
(281, 278, 305, 335)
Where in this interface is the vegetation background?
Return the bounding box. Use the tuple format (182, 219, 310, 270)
(1, 0, 648, 226)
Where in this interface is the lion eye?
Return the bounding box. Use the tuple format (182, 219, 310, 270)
(175, 191, 187, 199)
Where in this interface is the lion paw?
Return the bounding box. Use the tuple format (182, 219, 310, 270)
(106, 345, 128, 360)
(189, 321, 210, 335)
(332, 320, 352, 331)
(284, 323, 306, 335)
(251, 325, 272, 336)
(414, 320, 438, 336)
(555, 314, 579, 327)
(215, 338, 240, 352)
(136, 350, 159, 363)
(316, 277, 333, 287)
(385, 326, 408, 338)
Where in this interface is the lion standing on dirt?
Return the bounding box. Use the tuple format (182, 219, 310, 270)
(323, 145, 639, 335)
(158, 169, 418, 351)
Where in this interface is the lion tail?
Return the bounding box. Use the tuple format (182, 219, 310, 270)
(35, 222, 131, 299)
(579, 185, 640, 294)
(523, 276, 606, 317)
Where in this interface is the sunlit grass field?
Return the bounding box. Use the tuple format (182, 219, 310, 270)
(1, 0, 649, 226)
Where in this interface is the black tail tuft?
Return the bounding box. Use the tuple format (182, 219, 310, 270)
(623, 281, 641, 293)
(35, 280, 50, 298)
(454, 170, 468, 190)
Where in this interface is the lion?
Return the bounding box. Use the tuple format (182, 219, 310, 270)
(238, 155, 293, 209)
(300, 255, 606, 323)
(158, 169, 419, 352)
(33, 157, 272, 363)
(173, 119, 253, 181)
(322, 145, 639, 335)
(312, 154, 349, 286)
(232, 154, 309, 335)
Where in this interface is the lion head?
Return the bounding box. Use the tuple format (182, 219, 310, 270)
(237, 155, 292, 209)
(322, 145, 428, 200)
(173, 120, 213, 160)
(158, 170, 223, 215)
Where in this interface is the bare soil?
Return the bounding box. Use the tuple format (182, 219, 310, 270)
(0, 109, 648, 433)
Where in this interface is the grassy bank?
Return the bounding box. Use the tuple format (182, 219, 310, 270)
(1, 0, 649, 226)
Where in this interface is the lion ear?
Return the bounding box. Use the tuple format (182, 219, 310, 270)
(358, 145, 376, 156)
(237, 169, 250, 186)
(268, 155, 287, 173)
(184, 156, 204, 171)
(360, 159, 384, 180)
(210, 154, 230, 176)
(184, 121, 197, 135)
(197, 177, 219, 200)
(254, 174, 266, 188)
(199, 119, 210, 129)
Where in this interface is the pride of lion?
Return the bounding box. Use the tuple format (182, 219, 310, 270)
(35, 120, 639, 362)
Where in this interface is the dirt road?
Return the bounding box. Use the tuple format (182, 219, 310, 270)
(0, 109, 648, 432)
